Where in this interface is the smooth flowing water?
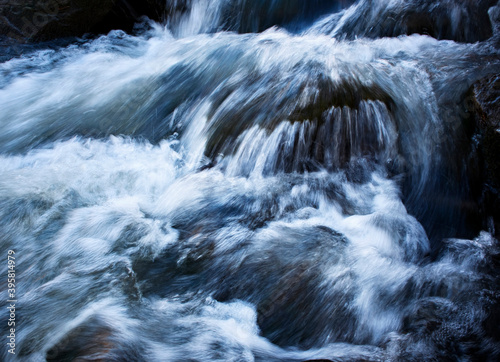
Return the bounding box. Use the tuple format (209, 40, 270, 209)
(1, 0, 499, 360)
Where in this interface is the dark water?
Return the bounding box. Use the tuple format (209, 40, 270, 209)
(1, 0, 500, 361)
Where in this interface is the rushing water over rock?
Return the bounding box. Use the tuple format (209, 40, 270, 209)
(1, 1, 499, 361)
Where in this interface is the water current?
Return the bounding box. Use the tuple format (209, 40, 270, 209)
(1, 0, 500, 360)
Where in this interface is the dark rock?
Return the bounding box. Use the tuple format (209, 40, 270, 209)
(211, 227, 356, 349)
(46, 318, 115, 361)
(475, 75, 500, 135)
(470, 74, 500, 237)
(0, 0, 167, 42)
(415, 71, 500, 245)
(45, 316, 145, 361)
(332, 0, 498, 43)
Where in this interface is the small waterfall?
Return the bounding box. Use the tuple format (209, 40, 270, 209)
(165, 0, 356, 35)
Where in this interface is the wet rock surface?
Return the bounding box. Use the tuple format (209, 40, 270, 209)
(315, 0, 498, 43)
(470, 74, 500, 238)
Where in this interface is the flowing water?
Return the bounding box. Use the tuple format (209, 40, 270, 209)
(1, 0, 500, 361)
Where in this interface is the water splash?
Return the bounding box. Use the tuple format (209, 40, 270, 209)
(1, 0, 499, 361)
